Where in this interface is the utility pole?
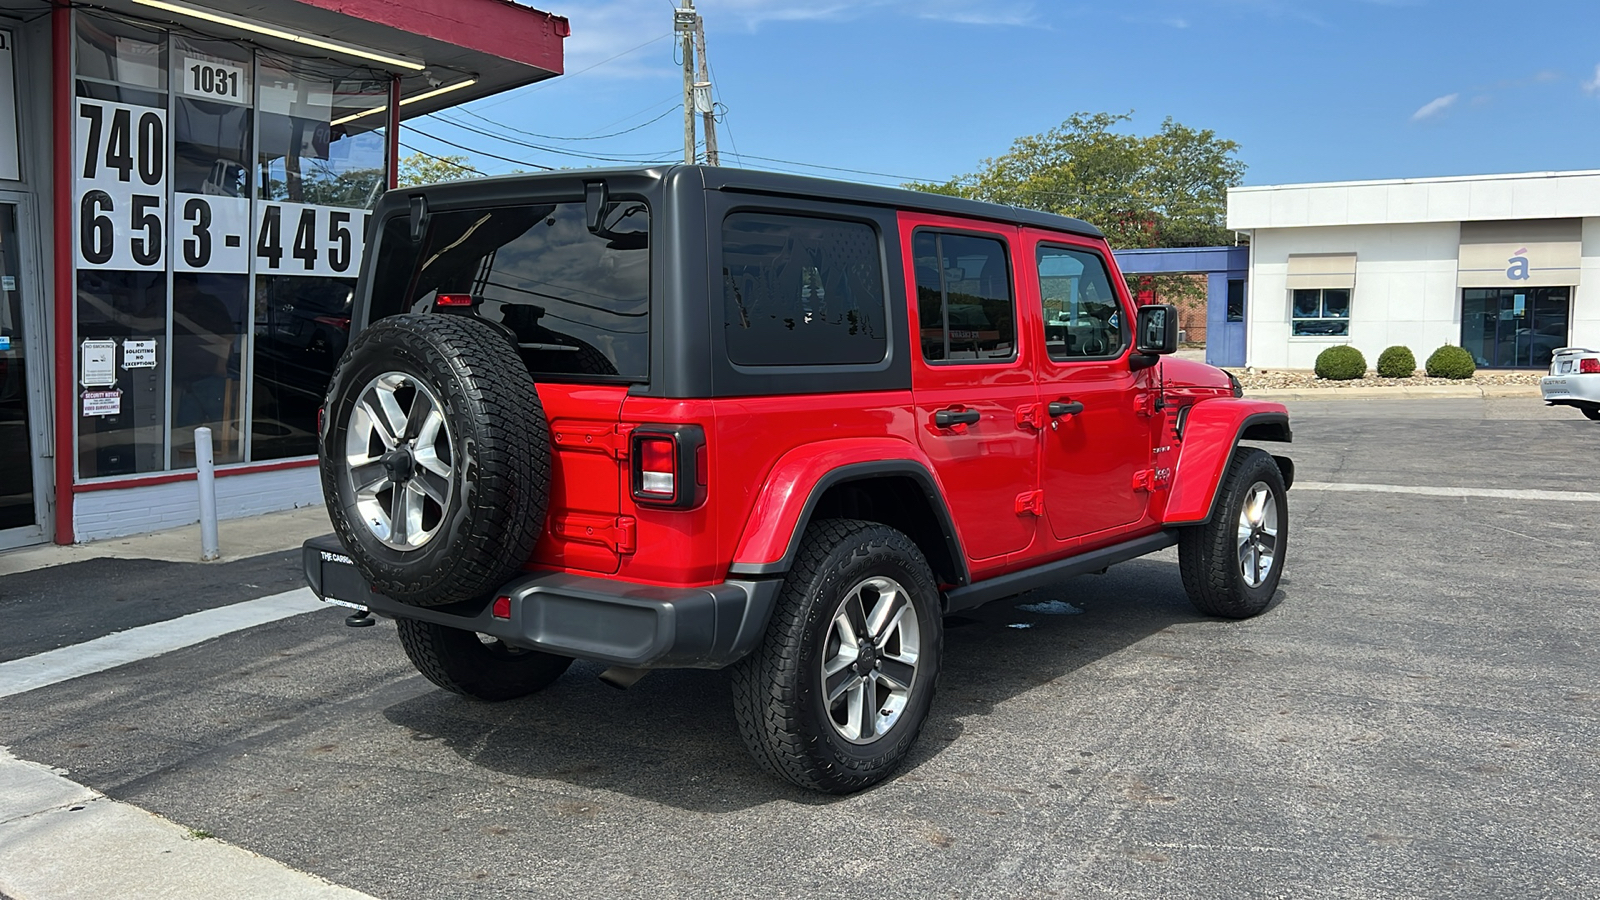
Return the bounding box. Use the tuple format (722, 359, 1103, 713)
(675, 3, 697, 165)
(692, 14, 719, 166)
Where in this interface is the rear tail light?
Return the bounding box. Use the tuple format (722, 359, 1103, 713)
(630, 425, 707, 509)
(1580, 358, 1600, 374)
(434, 293, 478, 308)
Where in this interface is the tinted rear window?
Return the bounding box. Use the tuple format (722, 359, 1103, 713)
(721, 212, 887, 367)
(367, 201, 649, 379)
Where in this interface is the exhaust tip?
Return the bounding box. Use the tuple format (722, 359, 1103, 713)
(598, 666, 650, 690)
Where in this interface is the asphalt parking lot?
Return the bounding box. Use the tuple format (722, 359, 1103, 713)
(2, 397, 1597, 899)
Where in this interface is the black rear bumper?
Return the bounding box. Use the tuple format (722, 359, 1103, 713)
(302, 535, 782, 670)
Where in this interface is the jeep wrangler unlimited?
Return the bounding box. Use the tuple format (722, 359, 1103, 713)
(303, 165, 1292, 794)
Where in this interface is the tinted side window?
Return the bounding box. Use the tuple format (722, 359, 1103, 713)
(1036, 244, 1125, 361)
(722, 212, 887, 367)
(370, 201, 650, 379)
(912, 231, 1016, 363)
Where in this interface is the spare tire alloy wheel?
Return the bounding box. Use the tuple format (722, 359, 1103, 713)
(346, 372, 453, 550)
(321, 314, 550, 608)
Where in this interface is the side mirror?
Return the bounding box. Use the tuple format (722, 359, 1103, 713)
(1135, 304, 1179, 355)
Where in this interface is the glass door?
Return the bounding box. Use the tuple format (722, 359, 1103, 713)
(1461, 287, 1571, 369)
(0, 198, 47, 548)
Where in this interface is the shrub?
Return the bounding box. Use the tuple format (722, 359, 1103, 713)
(1314, 345, 1367, 380)
(1425, 345, 1476, 379)
(1376, 345, 1417, 378)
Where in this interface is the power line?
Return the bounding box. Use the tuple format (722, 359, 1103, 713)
(396, 141, 488, 176)
(404, 126, 555, 170)
(454, 103, 679, 142)
(723, 152, 947, 185)
(425, 114, 676, 164)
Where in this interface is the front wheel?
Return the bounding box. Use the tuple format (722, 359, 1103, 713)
(1178, 447, 1288, 619)
(730, 519, 943, 794)
(396, 619, 572, 701)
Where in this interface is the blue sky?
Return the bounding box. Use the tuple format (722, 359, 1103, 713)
(406, 0, 1600, 189)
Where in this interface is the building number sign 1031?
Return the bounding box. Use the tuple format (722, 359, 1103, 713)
(181, 57, 244, 104)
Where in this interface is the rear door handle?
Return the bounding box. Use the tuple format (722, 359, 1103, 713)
(934, 408, 982, 428)
(1048, 401, 1084, 417)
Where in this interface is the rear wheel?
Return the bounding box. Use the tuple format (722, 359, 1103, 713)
(396, 619, 572, 701)
(1179, 447, 1287, 619)
(1581, 406, 1600, 421)
(730, 519, 943, 794)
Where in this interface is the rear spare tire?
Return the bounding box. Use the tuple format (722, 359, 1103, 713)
(321, 314, 550, 607)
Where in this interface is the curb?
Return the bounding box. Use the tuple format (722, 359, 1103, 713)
(1243, 384, 1541, 402)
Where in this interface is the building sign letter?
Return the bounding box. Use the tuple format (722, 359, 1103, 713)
(1506, 249, 1530, 281)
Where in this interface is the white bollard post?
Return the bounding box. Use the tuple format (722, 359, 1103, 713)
(195, 426, 220, 561)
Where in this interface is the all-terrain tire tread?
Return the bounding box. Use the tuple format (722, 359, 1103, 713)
(321, 314, 551, 607)
(1178, 447, 1287, 619)
(729, 518, 941, 794)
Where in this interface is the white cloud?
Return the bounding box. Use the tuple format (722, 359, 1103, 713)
(1584, 64, 1600, 94)
(543, 0, 1038, 75)
(1410, 93, 1459, 122)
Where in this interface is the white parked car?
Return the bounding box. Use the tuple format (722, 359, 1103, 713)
(1541, 347, 1600, 420)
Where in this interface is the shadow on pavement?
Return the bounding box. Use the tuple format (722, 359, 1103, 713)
(380, 555, 1212, 812)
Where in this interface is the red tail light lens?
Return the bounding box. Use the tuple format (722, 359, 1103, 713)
(637, 437, 677, 497)
(630, 425, 707, 509)
(1580, 358, 1600, 374)
(435, 293, 476, 308)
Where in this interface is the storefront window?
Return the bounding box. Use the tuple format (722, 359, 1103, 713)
(76, 270, 167, 477)
(70, 11, 386, 478)
(251, 58, 381, 460)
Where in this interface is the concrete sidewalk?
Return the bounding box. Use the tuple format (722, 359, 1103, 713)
(0, 748, 374, 900)
(0, 505, 334, 578)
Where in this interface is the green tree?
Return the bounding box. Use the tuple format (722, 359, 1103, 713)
(398, 152, 478, 187)
(907, 111, 1245, 250)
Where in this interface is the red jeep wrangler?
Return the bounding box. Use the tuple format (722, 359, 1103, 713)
(303, 166, 1292, 794)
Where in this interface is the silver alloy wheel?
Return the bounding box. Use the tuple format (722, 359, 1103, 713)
(344, 371, 454, 551)
(820, 575, 921, 744)
(1236, 481, 1279, 588)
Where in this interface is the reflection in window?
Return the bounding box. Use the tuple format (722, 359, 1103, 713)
(913, 231, 1015, 363)
(1036, 245, 1125, 360)
(76, 14, 166, 90)
(171, 38, 252, 198)
(1227, 279, 1246, 323)
(256, 59, 386, 209)
(252, 275, 354, 460)
(169, 273, 248, 465)
(722, 213, 886, 367)
(1291, 288, 1350, 336)
(377, 203, 651, 379)
(76, 270, 167, 477)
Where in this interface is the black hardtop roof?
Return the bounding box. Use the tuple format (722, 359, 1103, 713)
(403, 164, 1105, 240)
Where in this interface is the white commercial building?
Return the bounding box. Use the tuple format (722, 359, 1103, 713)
(1227, 170, 1600, 370)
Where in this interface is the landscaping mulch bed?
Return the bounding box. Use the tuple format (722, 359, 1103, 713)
(1230, 370, 1544, 390)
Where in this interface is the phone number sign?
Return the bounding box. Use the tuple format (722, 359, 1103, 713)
(75, 97, 369, 278)
(74, 98, 167, 271)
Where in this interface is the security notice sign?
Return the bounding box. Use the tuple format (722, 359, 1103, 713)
(74, 97, 168, 270)
(0, 30, 18, 182)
